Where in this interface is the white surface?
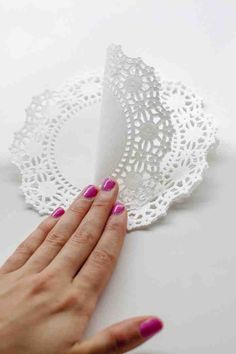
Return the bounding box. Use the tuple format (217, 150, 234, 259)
(0, 1, 235, 353)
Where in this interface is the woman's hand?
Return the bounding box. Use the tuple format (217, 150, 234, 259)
(0, 178, 163, 354)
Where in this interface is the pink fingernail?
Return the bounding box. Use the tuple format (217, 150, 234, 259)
(102, 177, 116, 191)
(83, 185, 98, 198)
(111, 202, 125, 215)
(51, 207, 65, 218)
(140, 318, 163, 338)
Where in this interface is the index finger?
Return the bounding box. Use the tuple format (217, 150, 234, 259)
(73, 202, 127, 296)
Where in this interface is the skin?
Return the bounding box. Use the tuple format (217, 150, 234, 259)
(0, 180, 162, 354)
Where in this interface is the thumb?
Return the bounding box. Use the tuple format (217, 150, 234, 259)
(71, 316, 163, 354)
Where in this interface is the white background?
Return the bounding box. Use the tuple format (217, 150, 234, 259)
(0, 1, 236, 353)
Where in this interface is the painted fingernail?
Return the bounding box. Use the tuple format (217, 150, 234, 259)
(111, 202, 125, 215)
(140, 318, 163, 338)
(51, 207, 65, 218)
(102, 177, 116, 191)
(83, 185, 98, 198)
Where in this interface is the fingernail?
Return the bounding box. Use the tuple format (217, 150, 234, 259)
(51, 207, 65, 218)
(140, 318, 163, 338)
(102, 177, 116, 191)
(111, 202, 125, 215)
(83, 185, 98, 198)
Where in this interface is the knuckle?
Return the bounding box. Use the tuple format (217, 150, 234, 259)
(37, 219, 52, 234)
(30, 272, 56, 294)
(83, 296, 97, 316)
(46, 225, 70, 247)
(77, 273, 101, 301)
(16, 240, 34, 257)
(71, 225, 95, 247)
(78, 273, 97, 292)
(106, 218, 124, 234)
(106, 329, 122, 354)
(93, 197, 112, 210)
(90, 248, 115, 268)
(46, 232, 66, 248)
(75, 284, 98, 315)
(77, 294, 96, 316)
(69, 200, 87, 216)
(57, 289, 80, 311)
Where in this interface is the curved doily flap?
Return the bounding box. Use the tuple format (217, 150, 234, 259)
(95, 45, 174, 210)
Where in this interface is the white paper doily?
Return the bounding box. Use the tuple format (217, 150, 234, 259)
(10, 45, 218, 230)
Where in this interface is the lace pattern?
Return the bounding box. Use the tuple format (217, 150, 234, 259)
(10, 45, 218, 230)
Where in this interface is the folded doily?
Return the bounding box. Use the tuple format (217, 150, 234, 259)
(10, 45, 218, 230)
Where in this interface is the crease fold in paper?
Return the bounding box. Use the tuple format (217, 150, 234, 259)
(94, 84, 127, 184)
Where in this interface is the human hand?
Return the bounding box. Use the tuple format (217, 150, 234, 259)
(0, 178, 163, 354)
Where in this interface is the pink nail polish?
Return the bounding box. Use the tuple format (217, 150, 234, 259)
(102, 178, 116, 191)
(140, 318, 163, 338)
(83, 185, 98, 198)
(51, 207, 65, 218)
(111, 202, 125, 215)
